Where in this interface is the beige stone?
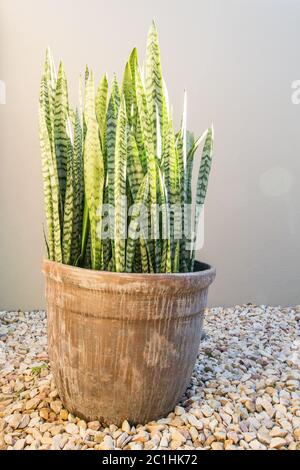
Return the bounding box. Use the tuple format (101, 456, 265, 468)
(87, 421, 100, 431)
(59, 409, 69, 420)
(211, 442, 224, 450)
(270, 437, 286, 449)
(65, 423, 79, 435)
(39, 408, 49, 420)
(50, 400, 62, 414)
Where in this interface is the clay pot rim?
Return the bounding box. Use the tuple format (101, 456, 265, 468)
(42, 259, 216, 293)
(42, 258, 215, 278)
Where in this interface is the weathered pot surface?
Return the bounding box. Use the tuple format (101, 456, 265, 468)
(42, 259, 216, 425)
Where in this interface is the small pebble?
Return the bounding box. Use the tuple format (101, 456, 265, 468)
(270, 437, 287, 449)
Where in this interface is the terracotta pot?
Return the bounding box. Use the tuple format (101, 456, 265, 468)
(42, 259, 216, 425)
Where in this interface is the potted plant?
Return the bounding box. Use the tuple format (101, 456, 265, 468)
(40, 22, 215, 425)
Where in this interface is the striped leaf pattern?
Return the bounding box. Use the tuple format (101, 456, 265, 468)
(54, 62, 69, 212)
(96, 74, 108, 149)
(106, 79, 119, 207)
(191, 127, 214, 269)
(126, 175, 149, 272)
(114, 97, 127, 272)
(39, 52, 62, 262)
(83, 72, 104, 270)
(62, 119, 74, 264)
(71, 110, 84, 263)
(39, 25, 213, 273)
(129, 48, 147, 172)
(39, 107, 55, 260)
(127, 132, 144, 199)
(101, 185, 112, 270)
(122, 62, 133, 126)
(145, 21, 168, 157)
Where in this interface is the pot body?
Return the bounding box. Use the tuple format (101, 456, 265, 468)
(43, 260, 216, 425)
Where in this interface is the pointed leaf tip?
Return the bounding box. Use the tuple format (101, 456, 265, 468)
(129, 47, 138, 67)
(58, 61, 64, 73)
(45, 46, 53, 60)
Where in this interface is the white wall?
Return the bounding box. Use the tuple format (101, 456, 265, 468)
(0, 0, 299, 309)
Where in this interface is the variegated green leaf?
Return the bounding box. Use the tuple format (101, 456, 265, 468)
(112, 74, 121, 109)
(114, 96, 127, 272)
(141, 237, 154, 273)
(145, 21, 168, 157)
(191, 127, 214, 269)
(178, 92, 190, 271)
(75, 198, 89, 267)
(44, 47, 57, 91)
(157, 165, 171, 273)
(54, 62, 69, 212)
(83, 228, 92, 268)
(101, 185, 112, 270)
(39, 105, 54, 260)
(83, 72, 104, 270)
(71, 110, 84, 263)
(106, 78, 120, 207)
(127, 131, 144, 199)
(186, 130, 195, 204)
(41, 49, 56, 155)
(62, 118, 74, 264)
(135, 66, 155, 177)
(167, 118, 180, 261)
(39, 108, 62, 262)
(173, 240, 180, 272)
(133, 240, 142, 273)
(135, 65, 159, 268)
(85, 65, 89, 84)
(122, 62, 133, 126)
(129, 48, 147, 173)
(39, 49, 62, 262)
(126, 175, 149, 272)
(96, 74, 108, 149)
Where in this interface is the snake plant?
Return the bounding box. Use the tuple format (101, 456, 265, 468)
(39, 22, 213, 273)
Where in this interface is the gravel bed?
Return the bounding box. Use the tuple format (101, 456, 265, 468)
(0, 305, 299, 450)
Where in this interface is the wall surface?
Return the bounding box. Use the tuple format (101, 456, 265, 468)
(0, 0, 300, 309)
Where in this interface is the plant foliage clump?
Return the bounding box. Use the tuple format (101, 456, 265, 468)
(39, 22, 213, 273)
